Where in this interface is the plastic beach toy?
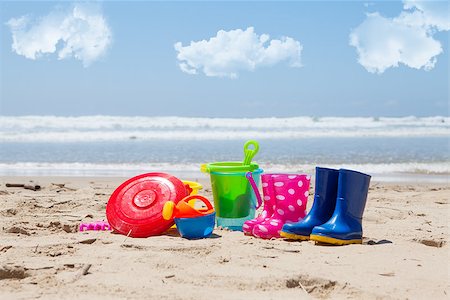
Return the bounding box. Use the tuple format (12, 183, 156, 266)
(202, 140, 262, 231)
(106, 172, 188, 238)
(163, 195, 215, 239)
(168, 181, 203, 229)
(182, 180, 202, 196)
(79, 221, 111, 232)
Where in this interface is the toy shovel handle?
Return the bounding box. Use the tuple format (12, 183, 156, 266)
(200, 163, 208, 173)
(245, 172, 262, 209)
(243, 140, 259, 165)
(181, 195, 213, 211)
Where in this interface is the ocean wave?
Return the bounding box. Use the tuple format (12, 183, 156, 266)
(1, 161, 448, 176)
(0, 115, 448, 142)
(1, 115, 448, 129)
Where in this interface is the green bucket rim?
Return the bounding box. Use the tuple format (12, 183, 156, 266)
(204, 161, 260, 173)
(210, 168, 263, 176)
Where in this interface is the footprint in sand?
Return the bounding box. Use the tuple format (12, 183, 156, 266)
(416, 239, 446, 248)
(5, 226, 30, 236)
(0, 266, 29, 280)
(285, 275, 348, 297)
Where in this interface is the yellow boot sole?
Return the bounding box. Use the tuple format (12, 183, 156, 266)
(280, 231, 310, 241)
(310, 234, 362, 245)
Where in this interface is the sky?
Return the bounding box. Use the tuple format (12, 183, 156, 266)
(0, 0, 449, 117)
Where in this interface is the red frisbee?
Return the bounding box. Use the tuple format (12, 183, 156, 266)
(106, 172, 188, 238)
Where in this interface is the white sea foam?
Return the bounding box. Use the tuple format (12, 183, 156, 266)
(0, 115, 448, 142)
(1, 161, 448, 178)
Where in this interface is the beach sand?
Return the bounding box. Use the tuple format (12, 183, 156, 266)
(0, 176, 448, 299)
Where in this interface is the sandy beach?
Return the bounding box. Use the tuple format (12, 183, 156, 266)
(0, 176, 448, 299)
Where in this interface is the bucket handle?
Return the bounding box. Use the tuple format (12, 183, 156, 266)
(162, 195, 214, 220)
(245, 172, 262, 209)
(180, 195, 214, 212)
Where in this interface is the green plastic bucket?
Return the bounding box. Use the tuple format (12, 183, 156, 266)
(204, 161, 263, 231)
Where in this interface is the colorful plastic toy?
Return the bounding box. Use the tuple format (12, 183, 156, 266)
(309, 169, 371, 245)
(163, 195, 215, 239)
(79, 221, 111, 232)
(202, 140, 262, 231)
(106, 172, 188, 238)
(281, 167, 339, 240)
(245, 173, 311, 239)
(169, 180, 203, 229)
(182, 180, 203, 196)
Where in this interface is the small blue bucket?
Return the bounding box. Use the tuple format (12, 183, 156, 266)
(174, 212, 216, 239)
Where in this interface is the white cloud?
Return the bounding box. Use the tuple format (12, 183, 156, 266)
(350, 1, 449, 74)
(174, 27, 302, 78)
(402, 0, 450, 31)
(6, 3, 112, 67)
(349, 12, 442, 74)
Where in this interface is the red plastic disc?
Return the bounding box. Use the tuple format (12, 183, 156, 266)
(106, 172, 188, 237)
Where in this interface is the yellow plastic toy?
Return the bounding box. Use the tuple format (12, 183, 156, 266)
(182, 180, 203, 195)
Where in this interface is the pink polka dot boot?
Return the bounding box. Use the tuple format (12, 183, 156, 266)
(252, 174, 311, 239)
(242, 174, 276, 235)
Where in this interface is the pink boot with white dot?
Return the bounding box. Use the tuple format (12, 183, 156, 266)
(242, 174, 276, 235)
(252, 174, 311, 239)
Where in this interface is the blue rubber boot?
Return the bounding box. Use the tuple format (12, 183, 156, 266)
(310, 169, 371, 245)
(280, 167, 339, 240)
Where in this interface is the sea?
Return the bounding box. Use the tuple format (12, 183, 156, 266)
(0, 115, 449, 182)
